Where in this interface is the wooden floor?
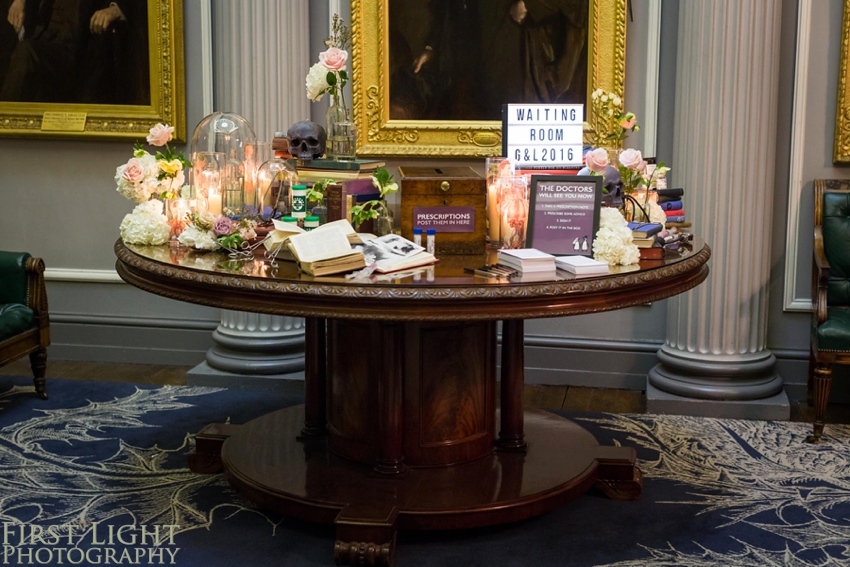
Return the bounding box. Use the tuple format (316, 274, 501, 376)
(1, 359, 848, 423)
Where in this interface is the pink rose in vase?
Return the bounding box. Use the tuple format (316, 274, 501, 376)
(619, 149, 643, 170)
(319, 47, 348, 71)
(585, 148, 609, 174)
(121, 158, 146, 184)
(147, 123, 174, 147)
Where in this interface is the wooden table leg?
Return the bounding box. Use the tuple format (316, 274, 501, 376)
(374, 322, 406, 475)
(300, 317, 327, 439)
(498, 319, 527, 452)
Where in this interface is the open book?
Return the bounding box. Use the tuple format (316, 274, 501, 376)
(264, 218, 373, 257)
(354, 234, 437, 274)
(286, 225, 366, 276)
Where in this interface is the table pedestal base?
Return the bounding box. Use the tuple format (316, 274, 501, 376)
(191, 405, 641, 565)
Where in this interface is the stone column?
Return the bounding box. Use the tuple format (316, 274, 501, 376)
(188, 0, 311, 389)
(647, 0, 789, 419)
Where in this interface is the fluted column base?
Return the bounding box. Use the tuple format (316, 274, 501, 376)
(188, 310, 306, 390)
(647, 345, 789, 419)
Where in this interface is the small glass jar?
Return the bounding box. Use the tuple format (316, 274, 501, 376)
(310, 197, 328, 225)
(426, 228, 436, 255)
(413, 227, 422, 247)
(257, 157, 297, 221)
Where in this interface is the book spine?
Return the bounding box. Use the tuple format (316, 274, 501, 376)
(660, 200, 683, 211)
(664, 209, 685, 217)
(666, 215, 686, 223)
(326, 183, 348, 223)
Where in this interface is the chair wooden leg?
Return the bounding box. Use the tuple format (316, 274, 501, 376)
(807, 349, 816, 407)
(806, 363, 832, 443)
(29, 349, 47, 400)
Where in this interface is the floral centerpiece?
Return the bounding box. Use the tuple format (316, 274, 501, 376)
(349, 167, 399, 236)
(583, 89, 640, 149)
(593, 208, 640, 266)
(116, 124, 191, 246)
(178, 212, 257, 252)
(115, 124, 189, 204)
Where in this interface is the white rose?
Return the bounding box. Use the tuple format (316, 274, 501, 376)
(178, 225, 219, 250)
(306, 62, 330, 102)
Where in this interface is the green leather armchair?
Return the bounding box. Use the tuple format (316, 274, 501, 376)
(0, 251, 49, 399)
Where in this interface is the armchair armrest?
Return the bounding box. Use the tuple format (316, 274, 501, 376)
(24, 257, 49, 330)
(813, 226, 830, 325)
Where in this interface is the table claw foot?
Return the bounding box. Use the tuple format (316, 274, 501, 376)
(333, 536, 395, 566)
(188, 423, 241, 474)
(593, 446, 643, 501)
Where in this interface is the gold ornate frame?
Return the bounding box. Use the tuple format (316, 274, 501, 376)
(351, 0, 627, 157)
(835, 0, 850, 162)
(0, 0, 185, 142)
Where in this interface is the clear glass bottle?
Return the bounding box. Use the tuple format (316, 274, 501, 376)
(325, 95, 347, 160)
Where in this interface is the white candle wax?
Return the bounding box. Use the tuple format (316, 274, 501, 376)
(209, 194, 222, 215)
(487, 183, 500, 243)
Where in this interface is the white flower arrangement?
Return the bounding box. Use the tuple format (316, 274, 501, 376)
(177, 225, 219, 251)
(114, 123, 188, 204)
(593, 208, 640, 266)
(647, 201, 668, 225)
(119, 200, 171, 245)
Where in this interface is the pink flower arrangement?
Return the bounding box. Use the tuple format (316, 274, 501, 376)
(585, 148, 609, 174)
(146, 123, 174, 147)
(319, 47, 348, 71)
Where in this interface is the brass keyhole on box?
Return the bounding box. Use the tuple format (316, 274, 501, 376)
(440, 181, 450, 191)
(443, 199, 448, 205)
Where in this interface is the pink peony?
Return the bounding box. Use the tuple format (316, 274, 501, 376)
(319, 47, 348, 71)
(121, 158, 145, 184)
(619, 148, 643, 170)
(147, 123, 174, 146)
(213, 216, 235, 236)
(585, 148, 609, 174)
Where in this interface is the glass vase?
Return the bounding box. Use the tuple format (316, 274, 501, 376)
(325, 95, 347, 160)
(332, 121, 358, 161)
(500, 177, 529, 249)
(374, 207, 394, 237)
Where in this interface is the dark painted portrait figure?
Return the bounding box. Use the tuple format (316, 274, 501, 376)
(0, 0, 150, 104)
(389, 0, 588, 121)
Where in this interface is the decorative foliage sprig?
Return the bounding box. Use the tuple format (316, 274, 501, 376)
(307, 178, 335, 203)
(349, 167, 399, 226)
(583, 89, 640, 148)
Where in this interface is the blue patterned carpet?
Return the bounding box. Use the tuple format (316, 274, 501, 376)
(0, 376, 848, 567)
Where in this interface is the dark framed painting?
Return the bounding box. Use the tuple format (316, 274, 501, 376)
(527, 174, 602, 256)
(351, 0, 627, 157)
(0, 0, 185, 141)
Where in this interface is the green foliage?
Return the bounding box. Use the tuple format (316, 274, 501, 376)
(307, 178, 334, 203)
(349, 201, 384, 227)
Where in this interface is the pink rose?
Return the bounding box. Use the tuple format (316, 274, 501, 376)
(637, 160, 647, 172)
(619, 148, 643, 170)
(585, 148, 609, 174)
(619, 114, 637, 130)
(213, 216, 235, 236)
(319, 47, 348, 71)
(121, 158, 145, 184)
(147, 123, 174, 146)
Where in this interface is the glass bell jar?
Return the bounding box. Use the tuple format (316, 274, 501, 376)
(190, 113, 258, 215)
(256, 158, 298, 222)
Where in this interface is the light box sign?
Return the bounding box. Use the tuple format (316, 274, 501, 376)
(526, 175, 602, 257)
(502, 104, 584, 168)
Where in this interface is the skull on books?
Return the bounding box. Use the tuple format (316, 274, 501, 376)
(287, 121, 326, 161)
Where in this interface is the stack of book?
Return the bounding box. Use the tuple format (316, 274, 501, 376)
(272, 132, 291, 159)
(497, 249, 556, 274)
(290, 158, 386, 183)
(657, 188, 689, 229)
(628, 221, 692, 260)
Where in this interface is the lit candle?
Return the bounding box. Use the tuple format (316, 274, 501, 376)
(487, 183, 501, 244)
(209, 194, 222, 215)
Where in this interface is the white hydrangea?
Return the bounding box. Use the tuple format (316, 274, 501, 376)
(178, 225, 219, 250)
(306, 62, 330, 102)
(593, 208, 640, 266)
(119, 201, 171, 245)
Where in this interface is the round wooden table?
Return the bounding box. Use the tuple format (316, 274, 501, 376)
(115, 238, 710, 566)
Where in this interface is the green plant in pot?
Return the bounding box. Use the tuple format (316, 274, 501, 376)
(349, 167, 398, 236)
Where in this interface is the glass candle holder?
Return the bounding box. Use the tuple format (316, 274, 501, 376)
(168, 198, 192, 243)
(500, 176, 529, 250)
(257, 157, 297, 222)
(485, 157, 515, 248)
(194, 151, 224, 215)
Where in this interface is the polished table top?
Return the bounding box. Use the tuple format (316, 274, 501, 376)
(115, 238, 711, 321)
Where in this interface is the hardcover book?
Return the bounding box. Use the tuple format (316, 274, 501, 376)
(627, 222, 664, 238)
(288, 158, 385, 172)
(659, 200, 683, 211)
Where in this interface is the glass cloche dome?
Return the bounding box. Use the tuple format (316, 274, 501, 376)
(190, 113, 258, 213)
(256, 157, 298, 220)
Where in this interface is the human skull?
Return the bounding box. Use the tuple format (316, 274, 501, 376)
(287, 121, 326, 161)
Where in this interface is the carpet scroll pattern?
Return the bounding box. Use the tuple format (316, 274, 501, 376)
(1, 378, 849, 566)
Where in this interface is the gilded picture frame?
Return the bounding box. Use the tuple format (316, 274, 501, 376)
(351, 0, 627, 158)
(0, 0, 185, 142)
(835, 0, 850, 163)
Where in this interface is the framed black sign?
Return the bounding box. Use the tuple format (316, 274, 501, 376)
(527, 175, 603, 256)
